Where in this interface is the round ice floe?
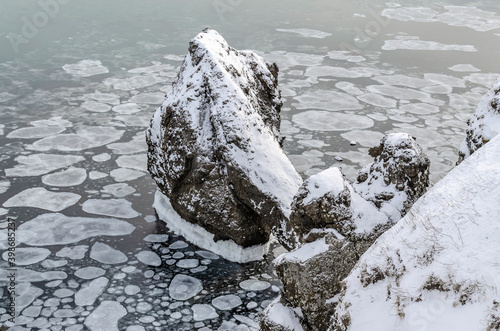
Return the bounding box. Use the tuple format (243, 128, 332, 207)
(212, 295, 242, 310)
(92, 153, 111, 162)
(62, 60, 109, 77)
(116, 154, 147, 172)
(357, 93, 397, 108)
(112, 103, 140, 114)
(90, 242, 128, 264)
(89, 171, 108, 180)
(74, 266, 106, 280)
(292, 90, 362, 111)
(41, 259, 68, 269)
(399, 103, 440, 115)
(54, 288, 75, 298)
(124, 285, 141, 295)
(42, 167, 87, 187)
(136, 302, 153, 313)
(110, 168, 146, 182)
(81, 101, 112, 113)
(292, 111, 374, 132)
(169, 274, 203, 300)
(84, 91, 120, 105)
(136, 251, 162, 266)
(82, 198, 139, 218)
(75, 276, 110, 306)
(192, 304, 219, 321)
(239, 279, 271, 291)
(176, 259, 199, 269)
(126, 325, 145, 331)
(170, 241, 189, 249)
(143, 234, 169, 242)
(128, 93, 165, 104)
(29, 126, 124, 152)
(101, 183, 136, 198)
(56, 245, 88, 260)
(7, 126, 66, 139)
(3, 187, 80, 212)
(2, 247, 50, 266)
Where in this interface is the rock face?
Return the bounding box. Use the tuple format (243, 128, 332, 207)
(354, 133, 430, 221)
(261, 133, 430, 331)
(458, 76, 500, 163)
(333, 134, 500, 331)
(146, 29, 302, 249)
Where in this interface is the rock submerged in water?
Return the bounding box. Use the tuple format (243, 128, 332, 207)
(261, 133, 430, 331)
(458, 76, 500, 164)
(146, 29, 302, 251)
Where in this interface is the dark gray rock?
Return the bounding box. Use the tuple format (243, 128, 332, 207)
(146, 29, 302, 249)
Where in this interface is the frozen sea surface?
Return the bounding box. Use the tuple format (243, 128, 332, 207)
(1, 0, 499, 329)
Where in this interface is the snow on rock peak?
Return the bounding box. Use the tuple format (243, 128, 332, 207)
(146, 29, 302, 250)
(458, 75, 500, 163)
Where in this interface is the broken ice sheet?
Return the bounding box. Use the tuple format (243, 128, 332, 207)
(5, 154, 84, 177)
(62, 59, 109, 77)
(1, 247, 50, 266)
(3, 187, 80, 212)
(17, 213, 135, 246)
(42, 167, 87, 187)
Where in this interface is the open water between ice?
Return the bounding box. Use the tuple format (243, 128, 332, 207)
(1, 0, 500, 329)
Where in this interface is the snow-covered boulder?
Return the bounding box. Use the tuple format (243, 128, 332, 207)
(458, 76, 500, 163)
(261, 133, 430, 330)
(146, 29, 302, 257)
(354, 133, 430, 221)
(333, 134, 500, 331)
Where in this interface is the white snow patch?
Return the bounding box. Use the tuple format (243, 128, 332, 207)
(274, 237, 329, 265)
(154, 191, 269, 263)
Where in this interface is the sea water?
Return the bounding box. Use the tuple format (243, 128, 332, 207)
(1, 0, 500, 329)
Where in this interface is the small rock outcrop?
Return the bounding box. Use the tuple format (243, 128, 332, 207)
(333, 134, 500, 331)
(261, 133, 430, 331)
(458, 76, 500, 163)
(146, 29, 302, 251)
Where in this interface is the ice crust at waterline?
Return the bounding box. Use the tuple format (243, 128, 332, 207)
(153, 190, 270, 263)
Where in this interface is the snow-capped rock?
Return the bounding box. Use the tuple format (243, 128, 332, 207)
(354, 133, 430, 221)
(458, 76, 500, 163)
(333, 133, 500, 331)
(146, 29, 302, 250)
(261, 133, 430, 331)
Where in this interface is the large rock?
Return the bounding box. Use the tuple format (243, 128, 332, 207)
(458, 76, 500, 163)
(261, 133, 430, 331)
(332, 133, 500, 331)
(146, 29, 302, 249)
(354, 133, 430, 221)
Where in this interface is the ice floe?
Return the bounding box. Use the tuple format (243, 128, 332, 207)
(170, 241, 189, 249)
(1, 247, 50, 266)
(143, 234, 169, 242)
(112, 103, 141, 114)
(82, 198, 139, 218)
(81, 100, 112, 113)
(136, 251, 162, 266)
(0, 181, 10, 194)
(84, 301, 126, 331)
(3, 187, 80, 212)
(239, 279, 271, 291)
(104, 75, 163, 91)
(116, 154, 147, 172)
(292, 90, 362, 111)
(128, 93, 165, 104)
(17, 213, 135, 246)
(56, 245, 89, 260)
(107, 133, 147, 154)
(449, 64, 481, 72)
(29, 126, 124, 152)
(327, 51, 366, 63)
(292, 111, 374, 131)
(42, 167, 87, 187)
(74, 266, 106, 279)
(192, 304, 219, 321)
(382, 36, 477, 52)
(0, 268, 67, 282)
(84, 91, 120, 105)
(92, 153, 111, 162)
(340, 130, 385, 148)
(63, 59, 109, 77)
(5, 154, 84, 177)
(110, 168, 146, 182)
(124, 285, 141, 295)
(7, 126, 66, 139)
(357, 93, 397, 108)
(90, 242, 128, 264)
(212, 295, 242, 310)
(424, 73, 466, 88)
(169, 274, 203, 300)
(76, 277, 109, 306)
(89, 171, 108, 180)
(101, 183, 136, 198)
(176, 259, 199, 268)
(276, 28, 332, 39)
